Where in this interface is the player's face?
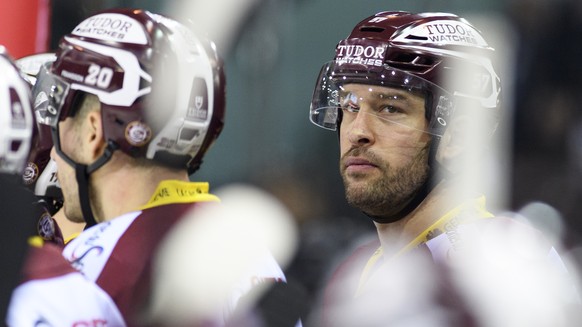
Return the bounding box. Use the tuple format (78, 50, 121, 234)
(51, 118, 85, 223)
(339, 84, 431, 221)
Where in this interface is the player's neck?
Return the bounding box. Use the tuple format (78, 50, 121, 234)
(53, 207, 84, 241)
(91, 155, 189, 222)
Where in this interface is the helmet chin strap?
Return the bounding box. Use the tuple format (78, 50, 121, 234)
(75, 164, 96, 228)
(76, 141, 119, 229)
(53, 123, 119, 229)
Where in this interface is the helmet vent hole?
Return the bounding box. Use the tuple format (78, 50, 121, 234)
(405, 35, 428, 41)
(386, 53, 438, 72)
(359, 26, 385, 33)
(11, 140, 22, 152)
(179, 128, 200, 141)
(412, 56, 436, 65)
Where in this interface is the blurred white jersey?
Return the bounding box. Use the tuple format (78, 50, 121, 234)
(321, 197, 580, 327)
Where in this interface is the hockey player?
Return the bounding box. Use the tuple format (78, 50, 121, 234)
(27, 7, 287, 326)
(310, 11, 579, 326)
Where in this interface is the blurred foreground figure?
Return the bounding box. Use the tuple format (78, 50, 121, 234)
(309, 11, 580, 326)
(1, 49, 117, 325)
(151, 184, 302, 327)
(9, 8, 290, 326)
(0, 47, 38, 321)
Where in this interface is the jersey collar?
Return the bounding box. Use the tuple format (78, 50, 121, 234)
(140, 180, 220, 210)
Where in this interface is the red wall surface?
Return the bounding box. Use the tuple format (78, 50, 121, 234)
(0, 0, 50, 58)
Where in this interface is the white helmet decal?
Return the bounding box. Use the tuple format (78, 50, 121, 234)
(72, 13, 148, 45)
(394, 19, 490, 48)
(63, 36, 152, 107)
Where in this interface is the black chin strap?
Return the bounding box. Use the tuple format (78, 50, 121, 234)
(76, 164, 97, 228)
(75, 141, 119, 229)
(51, 118, 120, 229)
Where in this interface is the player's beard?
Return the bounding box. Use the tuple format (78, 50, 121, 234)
(340, 145, 430, 221)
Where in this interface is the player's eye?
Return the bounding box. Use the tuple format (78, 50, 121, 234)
(379, 105, 401, 114)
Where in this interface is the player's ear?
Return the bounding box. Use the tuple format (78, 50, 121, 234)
(86, 110, 105, 161)
(79, 95, 106, 162)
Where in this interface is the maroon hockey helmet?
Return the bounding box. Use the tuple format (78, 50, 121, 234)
(17, 53, 63, 214)
(33, 8, 226, 174)
(310, 11, 501, 137)
(0, 48, 35, 175)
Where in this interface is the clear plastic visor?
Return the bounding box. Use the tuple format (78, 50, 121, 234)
(309, 61, 450, 137)
(32, 62, 71, 128)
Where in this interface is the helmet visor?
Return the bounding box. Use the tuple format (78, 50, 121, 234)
(32, 62, 71, 128)
(310, 61, 452, 137)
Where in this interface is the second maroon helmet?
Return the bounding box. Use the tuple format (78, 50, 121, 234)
(34, 8, 226, 174)
(17, 53, 62, 214)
